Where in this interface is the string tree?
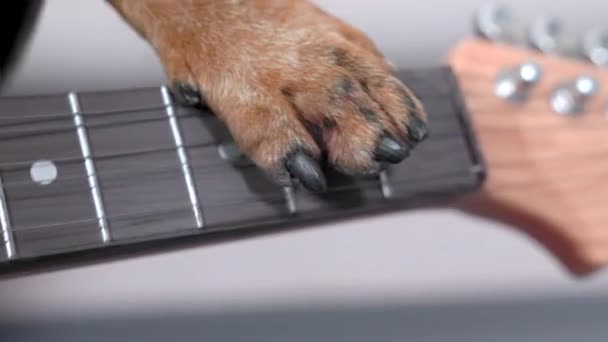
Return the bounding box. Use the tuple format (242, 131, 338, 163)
(494, 61, 542, 103)
(550, 76, 600, 116)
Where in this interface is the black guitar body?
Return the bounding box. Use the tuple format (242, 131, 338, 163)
(0, 0, 43, 86)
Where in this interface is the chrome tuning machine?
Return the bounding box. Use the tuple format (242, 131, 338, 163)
(583, 27, 608, 66)
(528, 17, 580, 57)
(474, 4, 527, 44)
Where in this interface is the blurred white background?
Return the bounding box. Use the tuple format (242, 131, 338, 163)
(1, 0, 608, 338)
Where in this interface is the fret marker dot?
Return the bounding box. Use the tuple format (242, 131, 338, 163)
(30, 160, 58, 186)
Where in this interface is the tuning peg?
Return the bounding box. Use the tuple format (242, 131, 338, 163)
(495, 62, 542, 102)
(528, 17, 580, 57)
(474, 4, 527, 43)
(550, 76, 599, 115)
(583, 27, 608, 66)
(529, 17, 563, 53)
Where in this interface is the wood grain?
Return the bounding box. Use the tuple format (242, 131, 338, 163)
(448, 39, 608, 275)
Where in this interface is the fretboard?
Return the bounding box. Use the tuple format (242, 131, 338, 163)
(0, 67, 484, 275)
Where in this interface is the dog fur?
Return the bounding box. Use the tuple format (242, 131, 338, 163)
(108, 0, 428, 190)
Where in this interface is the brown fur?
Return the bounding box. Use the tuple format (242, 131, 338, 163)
(109, 0, 426, 179)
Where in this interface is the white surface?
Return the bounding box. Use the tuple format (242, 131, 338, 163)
(2, 0, 608, 323)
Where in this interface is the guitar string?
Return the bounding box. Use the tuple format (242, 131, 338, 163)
(8, 162, 608, 245)
(0, 136, 463, 188)
(0, 128, 461, 158)
(0, 141, 218, 170)
(0, 72, 605, 147)
(5, 168, 471, 237)
(0, 90, 465, 173)
(7, 146, 607, 227)
(0, 79, 601, 180)
(4, 102, 604, 146)
(1, 120, 607, 187)
(4, 182, 457, 247)
(8, 151, 606, 249)
(7, 142, 608, 236)
(3, 65, 572, 126)
(2, 136, 607, 190)
(0, 92, 605, 144)
(1, 110, 606, 173)
(2, 71, 607, 246)
(0, 111, 203, 139)
(0, 90, 604, 131)
(0, 88, 456, 123)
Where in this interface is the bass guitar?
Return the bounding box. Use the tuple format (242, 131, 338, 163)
(0, 4, 606, 277)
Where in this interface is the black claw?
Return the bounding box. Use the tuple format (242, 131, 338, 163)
(375, 137, 410, 164)
(172, 81, 203, 107)
(408, 115, 429, 143)
(285, 152, 327, 193)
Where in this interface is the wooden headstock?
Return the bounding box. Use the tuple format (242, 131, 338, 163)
(448, 38, 608, 276)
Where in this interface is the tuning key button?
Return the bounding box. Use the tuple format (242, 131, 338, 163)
(550, 76, 599, 116)
(495, 62, 542, 102)
(583, 27, 608, 66)
(475, 4, 514, 41)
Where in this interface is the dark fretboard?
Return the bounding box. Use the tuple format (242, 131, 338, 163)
(0, 66, 484, 275)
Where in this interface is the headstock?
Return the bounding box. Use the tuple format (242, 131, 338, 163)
(449, 5, 608, 276)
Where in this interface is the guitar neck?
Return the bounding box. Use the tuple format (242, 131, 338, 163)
(0, 66, 484, 275)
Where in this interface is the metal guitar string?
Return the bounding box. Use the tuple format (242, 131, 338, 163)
(0, 66, 604, 193)
(7, 162, 606, 247)
(0, 101, 606, 174)
(0, 132, 608, 189)
(0, 125, 460, 171)
(5, 135, 608, 238)
(5, 167, 471, 237)
(1, 68, 606, 248)
(0, 68, 604, 132)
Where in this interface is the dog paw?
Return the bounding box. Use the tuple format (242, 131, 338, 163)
(112, 0, 428, 192)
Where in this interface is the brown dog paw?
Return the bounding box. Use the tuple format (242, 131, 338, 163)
(110, 0, 428, 192)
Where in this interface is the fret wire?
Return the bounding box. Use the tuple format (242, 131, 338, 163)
(283, 186, 297, 215)
(0, 174, 16, 259)
(68, 92, 112, 244)
(379, 170, 393, 199)
(161, 86, 205, 229)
